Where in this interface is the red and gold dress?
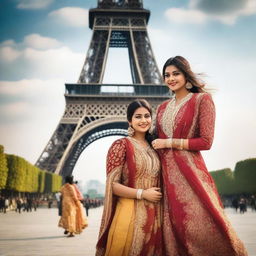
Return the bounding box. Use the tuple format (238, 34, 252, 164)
(156, 92, 247, 256)
(96, 137, 163, 256)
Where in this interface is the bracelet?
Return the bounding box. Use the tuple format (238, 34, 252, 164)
(179, 139, 184, 150)
(136, 189, 144, 200)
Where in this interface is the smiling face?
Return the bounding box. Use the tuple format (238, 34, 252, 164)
(164, 65, 187, 93)
(129, 107, 152, 135)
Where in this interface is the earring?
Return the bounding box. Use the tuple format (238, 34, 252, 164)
(185, 82, 192, 89)
(127, 126, 135, 137)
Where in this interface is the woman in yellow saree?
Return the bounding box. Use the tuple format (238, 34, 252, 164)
(58, 175, 87, 237)
(96, 99, 163, 256)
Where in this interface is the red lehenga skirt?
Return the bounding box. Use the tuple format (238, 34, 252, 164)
(160, 149, 248, 256)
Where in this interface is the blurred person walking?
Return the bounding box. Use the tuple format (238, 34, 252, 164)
(58, 175, 87, 237)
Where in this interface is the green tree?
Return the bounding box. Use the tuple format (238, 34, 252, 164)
(210, 168, 235, 195)
(234, 158, 256, 194)
(44, 172, 52, 193)
(38, 170, 45, 193)
(0, 145, 8, 189)
(52, 173, 62, 192)
(44, 172, 62, 193)
(6, 155, 26, 192)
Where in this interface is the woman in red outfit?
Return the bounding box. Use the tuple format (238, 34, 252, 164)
(96, 100, 163, 256)
(152, 56, 247, 256)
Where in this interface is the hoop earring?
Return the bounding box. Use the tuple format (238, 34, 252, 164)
(127, 126, 135, 137)
(185, 82, 193, 89)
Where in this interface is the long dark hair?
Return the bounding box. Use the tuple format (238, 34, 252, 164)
(65, 175, 74, 184)
(162, 56, 206, 93)
(126, 99, 154, 144)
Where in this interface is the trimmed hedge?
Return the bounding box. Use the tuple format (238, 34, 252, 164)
(0, 145, 8, 189)
(0, 147, 62, 193)
(210, 158, 256, 195)
(210, 168, 235, 195)
(234, 158, 256, 194)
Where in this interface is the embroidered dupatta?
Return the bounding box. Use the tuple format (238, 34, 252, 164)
(156, 93, 247, 256)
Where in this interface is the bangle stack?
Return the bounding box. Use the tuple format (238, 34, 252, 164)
(136, 189, 144, 200)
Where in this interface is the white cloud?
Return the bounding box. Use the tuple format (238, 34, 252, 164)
(23, 34, 62, 50)
(0, 101, 29, 116)
(0, 46, 21, 62)
(0, 79, 65, 122)
(17, 0, 54, 9)
(165, 8, 207, 24)
(0, 34, 84, 81)
(0, 79, 55, 96)
(49, 7, 88, 27)
(21, 46, 84, 80)
(0, 34, 62, 63)
(165, 0, 256, 25)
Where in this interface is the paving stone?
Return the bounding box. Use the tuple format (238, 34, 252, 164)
(0, 207, 255, 255)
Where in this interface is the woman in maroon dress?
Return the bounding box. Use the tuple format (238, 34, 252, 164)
(152, 56, 247, 256)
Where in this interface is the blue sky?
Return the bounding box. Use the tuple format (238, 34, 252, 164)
(0, 0, 256, 184)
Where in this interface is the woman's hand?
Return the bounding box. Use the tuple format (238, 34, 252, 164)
(152, 139, 166, 150)
(142, 187, 162, 202)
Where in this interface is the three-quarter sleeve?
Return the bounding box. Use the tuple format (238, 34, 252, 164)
(106, 139, 126, 182)
(188, 94, 216, 151)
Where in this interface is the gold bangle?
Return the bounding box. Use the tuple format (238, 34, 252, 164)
(180, 139, 184, 150)
(172, 139, 177, 148)
(136, 189, 144, 200)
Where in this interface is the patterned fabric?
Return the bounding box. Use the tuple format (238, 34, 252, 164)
(58, 183, 87, 234)
(73, 184, 84, 201)
(96, 137, 163, 256)
(156, 93, 248, 256)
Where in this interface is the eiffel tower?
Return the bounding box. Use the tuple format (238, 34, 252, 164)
(36, 0, 169, 177)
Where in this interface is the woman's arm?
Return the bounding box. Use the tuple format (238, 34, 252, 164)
(112, 182, 162, 203)
(152, 137, 189, 150)
(187, 94, 215, 151)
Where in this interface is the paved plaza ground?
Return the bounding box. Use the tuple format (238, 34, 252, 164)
(0, 206, 255, 256)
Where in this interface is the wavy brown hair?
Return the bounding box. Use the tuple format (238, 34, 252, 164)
(162, 56, 206, 93)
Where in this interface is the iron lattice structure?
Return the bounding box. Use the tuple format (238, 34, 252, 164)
(36, 0, 170, 177)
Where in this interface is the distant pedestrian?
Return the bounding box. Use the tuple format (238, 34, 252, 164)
(4, 197, 9, 213)
(239, 198, 246, 214)
(250, 195, 256, 211)
(27, 198, 33, 212)
(48, 199, 53, 208)
(0, 196, 4, 212)
(84, 197, 90, 217)
(55, 192, 62, 216)
(16, 198, 22, 213)
(232, 197, 239, 212)
(58, 175, 88, 237)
